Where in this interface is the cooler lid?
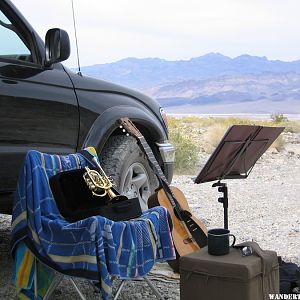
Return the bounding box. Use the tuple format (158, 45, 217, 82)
(180, 247, 267, 281)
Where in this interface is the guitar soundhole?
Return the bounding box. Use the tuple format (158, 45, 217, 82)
(183, 237, 194, 244)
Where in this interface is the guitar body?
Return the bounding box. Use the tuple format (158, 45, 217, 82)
(148, 186, 208, 258)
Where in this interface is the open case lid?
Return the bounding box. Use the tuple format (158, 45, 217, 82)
(194, 125, 284, 184)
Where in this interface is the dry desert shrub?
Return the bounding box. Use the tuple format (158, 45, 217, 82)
(169, 127, 200, 174)
(201, 123, 227, 153)
(280, 120, 300, 133)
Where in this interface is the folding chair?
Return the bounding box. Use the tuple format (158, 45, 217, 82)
(11, 149, 175, 299)
(31, 258, 165, 300)
(112, 277, 164, 300)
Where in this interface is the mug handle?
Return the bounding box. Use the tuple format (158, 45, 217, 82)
(229, 234, 236, 247)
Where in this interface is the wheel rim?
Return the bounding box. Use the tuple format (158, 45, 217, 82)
(121, 162, 151, 210)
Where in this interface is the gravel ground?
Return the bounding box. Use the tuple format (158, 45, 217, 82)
(0, 136, 299, 299)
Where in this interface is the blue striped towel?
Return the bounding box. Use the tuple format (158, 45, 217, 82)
(11, 150, 175, 299)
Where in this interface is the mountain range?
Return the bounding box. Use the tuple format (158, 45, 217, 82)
(80, 53, 300, 114)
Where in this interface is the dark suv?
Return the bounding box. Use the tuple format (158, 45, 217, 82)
(0, 0, 175, 214)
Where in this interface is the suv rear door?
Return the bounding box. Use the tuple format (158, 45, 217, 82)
(0, 5, 79, 209)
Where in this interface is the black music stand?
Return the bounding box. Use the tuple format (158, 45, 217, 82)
(194, 125, 284, 229)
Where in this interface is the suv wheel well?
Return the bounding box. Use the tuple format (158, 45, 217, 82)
(108, 122, 162, 165)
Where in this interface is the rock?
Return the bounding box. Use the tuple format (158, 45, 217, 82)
(286, 145, 300, 156)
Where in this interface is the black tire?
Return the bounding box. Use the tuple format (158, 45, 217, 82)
(100, 135, 158, 211)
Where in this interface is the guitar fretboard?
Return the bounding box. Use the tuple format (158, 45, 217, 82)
(138, 136, 177, 208)
(139, 138, 167, 180)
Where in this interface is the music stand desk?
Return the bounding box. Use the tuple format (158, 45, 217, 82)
(194, 125, 284, 229)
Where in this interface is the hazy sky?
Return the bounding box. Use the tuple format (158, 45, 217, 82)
(12, 0, 300, 68)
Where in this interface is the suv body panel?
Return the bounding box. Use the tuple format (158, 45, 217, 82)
(0, 0, 175, 213)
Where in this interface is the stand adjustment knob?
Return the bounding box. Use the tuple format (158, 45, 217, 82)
(218, 197, 224, 203)
(218, 186, 226, 193)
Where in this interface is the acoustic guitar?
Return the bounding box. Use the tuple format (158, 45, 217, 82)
(118, 118, 207, 269)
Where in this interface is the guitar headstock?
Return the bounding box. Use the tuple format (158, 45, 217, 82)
(119, 117, 143, 139)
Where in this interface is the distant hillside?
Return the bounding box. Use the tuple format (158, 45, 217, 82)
(81, 53, 300, 89)
(80, 53, 300, 114)
(149, 72, 300, 103)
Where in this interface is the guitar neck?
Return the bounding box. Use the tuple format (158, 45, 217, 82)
(138, 137, 177, 207)
(139, 137, 167, 181)
(119, 117, 179, 209)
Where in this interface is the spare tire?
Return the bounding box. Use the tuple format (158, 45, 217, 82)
(100, 135, 158, 211)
